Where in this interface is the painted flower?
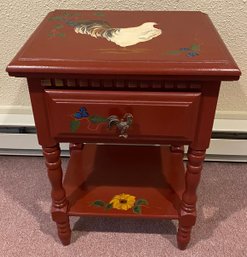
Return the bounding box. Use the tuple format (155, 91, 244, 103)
(187, 51, 199, 57)
(90, 194, 148, 214)
(73, 107, 89, 119)
(109, 193, 136, 211)
(179, 47, 190, 51)
(167, 44, 200, 57)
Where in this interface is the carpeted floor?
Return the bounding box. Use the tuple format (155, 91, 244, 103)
(0, 156, 246, 257)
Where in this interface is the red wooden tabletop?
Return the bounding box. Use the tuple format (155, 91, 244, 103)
(7, 10, 240, 79)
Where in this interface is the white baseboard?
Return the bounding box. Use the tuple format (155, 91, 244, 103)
(1, 106, 247, 119)
(0, 106, 32, 114)
(1, 113, 247, 132)
(0, 134, 247, 162)
(0, 114, 35, 127)
(0, 133, 246, 162)
(215, 110, 247, 120)
(0, 114, 246, 162)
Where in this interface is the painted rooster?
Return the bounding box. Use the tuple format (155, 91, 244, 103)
(74, 20, 162, 47)
(107, 113, 133, 138)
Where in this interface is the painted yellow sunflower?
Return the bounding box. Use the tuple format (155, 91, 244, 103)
(109, 193, 136, 211)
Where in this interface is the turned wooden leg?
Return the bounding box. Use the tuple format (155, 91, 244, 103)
(69, 143, 84, 155)
(177, 147, 206, 250)
(43, 144, 71, 245)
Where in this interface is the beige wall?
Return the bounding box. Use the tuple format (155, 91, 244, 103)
(1, 1, 246, 119)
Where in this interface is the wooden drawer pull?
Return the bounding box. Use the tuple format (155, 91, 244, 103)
(107, 113, 133, 139)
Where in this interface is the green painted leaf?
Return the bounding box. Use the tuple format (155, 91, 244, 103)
(105, 203, 113, 210)
(191, 44, 200, 51)
(70, 120, 80, 132)
(48, 33, 54, 37)
(135, 199, 149, 206)
(91, 200, 106, 207)
(54, 24, 63, 29)
(167, 50, 181, 55)
(88, 115, 108, 124)
(57, 33, 65, 37)
(133, 205, 142, 214)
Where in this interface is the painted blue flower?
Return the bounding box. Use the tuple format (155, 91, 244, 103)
(187, 52, 199, 57)
(74, 107, 89, 119)
(180, 47, 190, 51)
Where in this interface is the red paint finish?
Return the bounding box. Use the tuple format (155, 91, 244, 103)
(6, 10, 241, 250)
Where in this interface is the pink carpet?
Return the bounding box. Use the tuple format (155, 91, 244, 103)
(0, 156, 246, 257)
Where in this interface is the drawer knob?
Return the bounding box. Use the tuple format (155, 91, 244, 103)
(107, 113, 133, 139)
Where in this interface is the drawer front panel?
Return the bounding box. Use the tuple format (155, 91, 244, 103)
(45, 90, 201, 141)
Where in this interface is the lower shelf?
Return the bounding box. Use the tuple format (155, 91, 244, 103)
(63, 144, 185, 219)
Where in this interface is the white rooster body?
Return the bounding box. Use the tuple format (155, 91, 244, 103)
(74, 20, 162, 47)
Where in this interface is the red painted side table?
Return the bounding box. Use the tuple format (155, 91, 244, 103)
(6, 10, 241, 250)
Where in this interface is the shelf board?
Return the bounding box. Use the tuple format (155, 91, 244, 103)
(63, 144, 185, 219)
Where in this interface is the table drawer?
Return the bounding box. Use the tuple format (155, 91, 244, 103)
(45, 90, 201, 141)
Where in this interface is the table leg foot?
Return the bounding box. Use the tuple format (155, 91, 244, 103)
(177, 225, 191, 250)
(56, 216, 71, 246)
(51, 206, 71, 245)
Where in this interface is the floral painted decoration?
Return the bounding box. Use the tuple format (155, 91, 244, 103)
(48, 11, 162, 47)
(90, 193, 149, 214)
(70, 106, 108, 132)
(48, 11, 103, 38)
(167, 44, 200, 57)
